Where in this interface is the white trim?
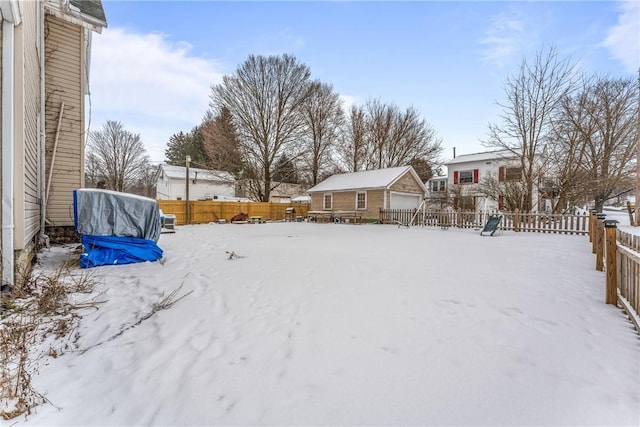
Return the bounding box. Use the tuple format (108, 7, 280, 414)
(355, 191, 367, 210)
(323, 193, 333, 210)
(2, 19, 16, 285)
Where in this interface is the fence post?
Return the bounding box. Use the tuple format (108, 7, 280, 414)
(604, 219, 619, 305)
(595, 213, 606, 271)
(514, 209, 520, 232)
(589, 209, 597, 244)
(591, 210, 600, 254)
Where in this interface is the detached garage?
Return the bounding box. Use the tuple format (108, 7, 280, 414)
(307, 166, 427, 221)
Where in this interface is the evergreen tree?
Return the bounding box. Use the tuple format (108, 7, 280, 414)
(164, 126, 208, 167)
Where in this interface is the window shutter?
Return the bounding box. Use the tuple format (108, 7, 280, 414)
(473, 169, 479, 183)
(498, 166, 505, 182)
(453, 171, 459, 184)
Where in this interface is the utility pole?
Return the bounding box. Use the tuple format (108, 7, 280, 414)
(186, 155, 191, 225)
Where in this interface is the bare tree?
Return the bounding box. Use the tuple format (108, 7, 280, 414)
(300, 81, 344, 185)
(335, 105, 368, 172)
(477, 172, 528, 212)
(210, 54, 312, 201)
(338, 99, 442, 173)
(86, 120, 150, 192)
(486, 46, 576, 212)
(573, 76, 638, 211)
(546, 84, 592, 212)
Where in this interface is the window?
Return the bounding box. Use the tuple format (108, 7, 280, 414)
(430, 180, 446, 192)
(356, 192, 366, 210)
(499, 166, 523, 182)
(453, 169, 479, 185)
(459, 170, 473, 184)
(323, 193, 332, 210)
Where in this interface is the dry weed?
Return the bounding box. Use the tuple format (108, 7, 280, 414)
(0, 259, 100, 420)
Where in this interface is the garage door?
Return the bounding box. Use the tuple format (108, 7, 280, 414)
(390, 192, 421, 209)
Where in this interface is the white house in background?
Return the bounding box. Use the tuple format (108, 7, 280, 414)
(445, 148, 545, 212)
(155, 164, 235, 200)
(425, 175, 448, 210)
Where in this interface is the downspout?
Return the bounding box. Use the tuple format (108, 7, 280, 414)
(1, 13, 17, 286)
(38, 0, 49, 246)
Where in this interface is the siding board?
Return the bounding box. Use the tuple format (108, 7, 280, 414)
(44, 14, 84, 226)
(22, 0, 42, 243)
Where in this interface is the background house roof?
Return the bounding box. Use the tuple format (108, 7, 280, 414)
(159, 164, 234, 183)
(308, 166, 426, 193)
(445, 149, 518, 165)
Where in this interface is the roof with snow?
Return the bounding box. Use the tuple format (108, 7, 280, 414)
(159, 164, 234, 183)
(445, 149, 518, 165)
(308, 166, 426, 193)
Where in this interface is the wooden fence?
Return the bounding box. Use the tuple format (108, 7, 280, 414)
(379, 209, 589, 235)
(157, 200, 310, 225)
(588, 213, 640, 334)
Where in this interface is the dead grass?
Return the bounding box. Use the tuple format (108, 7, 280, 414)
(0, 255, 101, 420)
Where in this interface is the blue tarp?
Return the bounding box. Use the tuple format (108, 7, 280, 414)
(80, 235, 163, 268)
(73, 189, 164, 268)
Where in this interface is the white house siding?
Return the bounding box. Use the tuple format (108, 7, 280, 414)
(44, 14, 84, 226)
(156, 177, 234, 200)
(13, 0, 42, 249)
(446, 150, 542, 212)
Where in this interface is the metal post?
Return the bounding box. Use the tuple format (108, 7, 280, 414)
(186, 155, 191, 225)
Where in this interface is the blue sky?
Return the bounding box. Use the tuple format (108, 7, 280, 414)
(90, 1, 639, 164)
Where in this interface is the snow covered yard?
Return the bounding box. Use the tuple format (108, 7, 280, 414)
(19, 223, 640, 426)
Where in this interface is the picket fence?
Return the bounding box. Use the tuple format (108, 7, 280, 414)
(379, 209, 589, 235)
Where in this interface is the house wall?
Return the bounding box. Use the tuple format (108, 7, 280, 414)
(447, 155, 543, 212)
(156, 175, 235, 200)
(447, 158, 500, 211)
(309, 189, 385, 220)
(389, 172, 423, 194)
(44, 14, 84, 226)
(367, 189, 385, 217)
(332, 191, 357, 211)
(310, 193, 323, 211)
(13, 0, 42, 249)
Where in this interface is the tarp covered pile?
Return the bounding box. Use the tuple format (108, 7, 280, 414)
(73, 189, 163, 268)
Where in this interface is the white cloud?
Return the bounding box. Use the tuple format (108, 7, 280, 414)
(601, 0, 640, 73)
(89, 28, 226, 160)
(339, 94, 359, 112)
(479, 13, 528, 68)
